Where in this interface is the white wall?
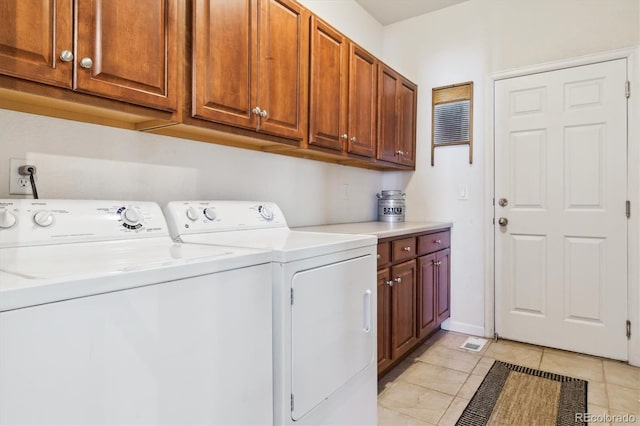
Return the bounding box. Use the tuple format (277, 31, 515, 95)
(381, 0, 640, 336)
(0, 1, 384, 228)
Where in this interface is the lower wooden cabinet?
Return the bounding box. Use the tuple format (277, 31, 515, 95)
(378, 228, 451, 377)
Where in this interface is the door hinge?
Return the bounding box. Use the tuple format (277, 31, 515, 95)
(626, 200, 631, 218)
(627, 320, 631, 339)
(492, 217, 495, 225)
(290, 288, 294, 305)
(625, 80, 631, 98)
(291, 394, 295, 412)
(492, 197, 495, 206)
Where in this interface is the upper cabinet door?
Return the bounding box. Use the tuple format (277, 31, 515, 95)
(347, 45, 376, 158)
(397, 78, 417, 167)
(308, 16, 348, 151)
(257, 0, 308, 140)
(0, 0, 73, 88)
(75, 0, 178, 111)
(193, 0, 258, 128)
(377, 64, 399, 163)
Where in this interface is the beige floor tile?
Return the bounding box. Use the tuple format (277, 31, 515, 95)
(437, 397, 469, 426)
(456, 374, 485, 400)
(432, 331, 491, 355)
(607, 383, 640, 414)
(378, 405, 434, 426)
(379, 357, 415, 393)
(484, 340, 542, 369)
(378, 381, 455, 425)
(399, 362, 469, 396)
(588, 381, 610, 409)
(417, 345, 481, 373)
(471, 357, 496, 377)
(539, 352, 605, 383)
(585, 404, 609, 426)
(609, 410, 640, 425)
(544, 346, 605, 362)
(604, 360, 640, 390)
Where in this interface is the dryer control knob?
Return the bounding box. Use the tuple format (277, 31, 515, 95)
(33, 210, 55, 228)
(186, 206, 199, 221)
(122, 208, 141, 224)
(258, 204, 274, 221)
(0, 209, 17, 229)
(203, 207, 217, 221)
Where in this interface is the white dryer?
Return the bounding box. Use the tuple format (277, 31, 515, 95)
(0, 199, 273, 426)
(164, 201, 378, 425)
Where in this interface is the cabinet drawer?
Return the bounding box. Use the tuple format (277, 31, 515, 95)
(377, 242, 390, 266)
(418, 230, 450, 255)
(392, 237, 417, 261)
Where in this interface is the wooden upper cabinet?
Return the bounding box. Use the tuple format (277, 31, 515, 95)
(75, 0, 178, 111)
(377, 63, 417, 167)
(193, 0, 307, 140)
(0, 0, 73, 88)
(347, 45, 377, 157)
(193, 0, 257, 128)
(257, 0, 308, 140)
(308, 16, 348, 151)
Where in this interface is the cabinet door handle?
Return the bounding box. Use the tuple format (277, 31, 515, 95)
(59, 50, 74, 62)
(363, 289, 372, 333)
(394, 277, 402, 284)
(396, 150, 404, 156)
(387, 280, 394, 287)
(403, 246, 411, 252)
(260, 109, 268, 118)
(376, 254, 381, 260)
(435, 261, 442, 266)
(434, 239, 442, 244)
(252, 106, 262, 115)
(79, 57, 93, 69)
(341, 134, 348, 140)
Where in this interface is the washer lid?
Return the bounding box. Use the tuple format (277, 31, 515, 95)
(0, 237, 271, 311)
(180, 229, 376, 263)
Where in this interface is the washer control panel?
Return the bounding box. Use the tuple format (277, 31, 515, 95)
(0, 199, 169, 248)
(164, 201, 287, 238)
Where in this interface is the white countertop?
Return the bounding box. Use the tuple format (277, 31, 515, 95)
(294, 221, 452, 239)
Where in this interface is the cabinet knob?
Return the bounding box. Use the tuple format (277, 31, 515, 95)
(396, 150, 405, 156)
(59, 50, 74, 62)
(393, 277, 402, 284)
(376, 254, 381, 260)
(80, 57, 93, 69)
(387, 280, 394, 287)
(341, 134, 348, 140)
(435, 261, 442, 266)
(252, 107, 262, 115)
(434, 239, 442, 244)
(403, 246, 411, 252)
(350, 136, 357, 142)
(260, 109, 268, 118)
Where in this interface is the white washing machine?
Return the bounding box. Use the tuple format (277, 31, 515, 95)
(164, 201, 378, 426)
(0, 199, 273, 426)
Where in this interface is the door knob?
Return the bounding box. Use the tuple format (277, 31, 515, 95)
(498, 217, 508, 226)
(498, 198, 508, 207)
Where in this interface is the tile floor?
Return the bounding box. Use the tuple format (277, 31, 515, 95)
(377, 330, 640, 425)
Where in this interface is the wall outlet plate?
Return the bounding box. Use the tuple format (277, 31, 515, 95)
(9, 158, 36, 195)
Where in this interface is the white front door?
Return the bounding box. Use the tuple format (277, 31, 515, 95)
(494, 59, 628, 360)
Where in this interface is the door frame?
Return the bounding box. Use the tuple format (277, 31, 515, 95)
(484, 47, 640, 366)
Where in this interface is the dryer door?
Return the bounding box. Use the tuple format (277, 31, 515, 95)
(291, 254, 375, 421)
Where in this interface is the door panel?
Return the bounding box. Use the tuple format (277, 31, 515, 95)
(390, 259, 417, 359)
(193, 0, 257, 127)
(494, 59, 628, 360)
(0, 0, 73, 87)
(257, 0, 308, 140)
(377, 65, 399, 163)
(377, 268, 392, 373)
(417, 254, 436, 339)
(291, 256, 374, 420)
(348, 45, 376, 157)
(76, 0, 177, 110)
(308, 16, 348, 151)
(398, 79, 417, 166)
(436, 248, 450, 323)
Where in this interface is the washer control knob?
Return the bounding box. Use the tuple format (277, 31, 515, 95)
(186, 206, 199, 221)
(122, 208, 141, 224)
(203, 207, 217, 221)
(258, 204, 274, 221)
(0, 209, 17, 229)
(33, 210, 55, 228)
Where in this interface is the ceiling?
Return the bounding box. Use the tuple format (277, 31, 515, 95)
(354, 0, 469, 25)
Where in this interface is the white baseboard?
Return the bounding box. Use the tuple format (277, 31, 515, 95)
(440, 319, 485, 337)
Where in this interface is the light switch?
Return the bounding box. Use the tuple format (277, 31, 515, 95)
(457, 184, 468, 200)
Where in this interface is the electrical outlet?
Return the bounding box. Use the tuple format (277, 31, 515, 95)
(9, 158, 36, 195)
